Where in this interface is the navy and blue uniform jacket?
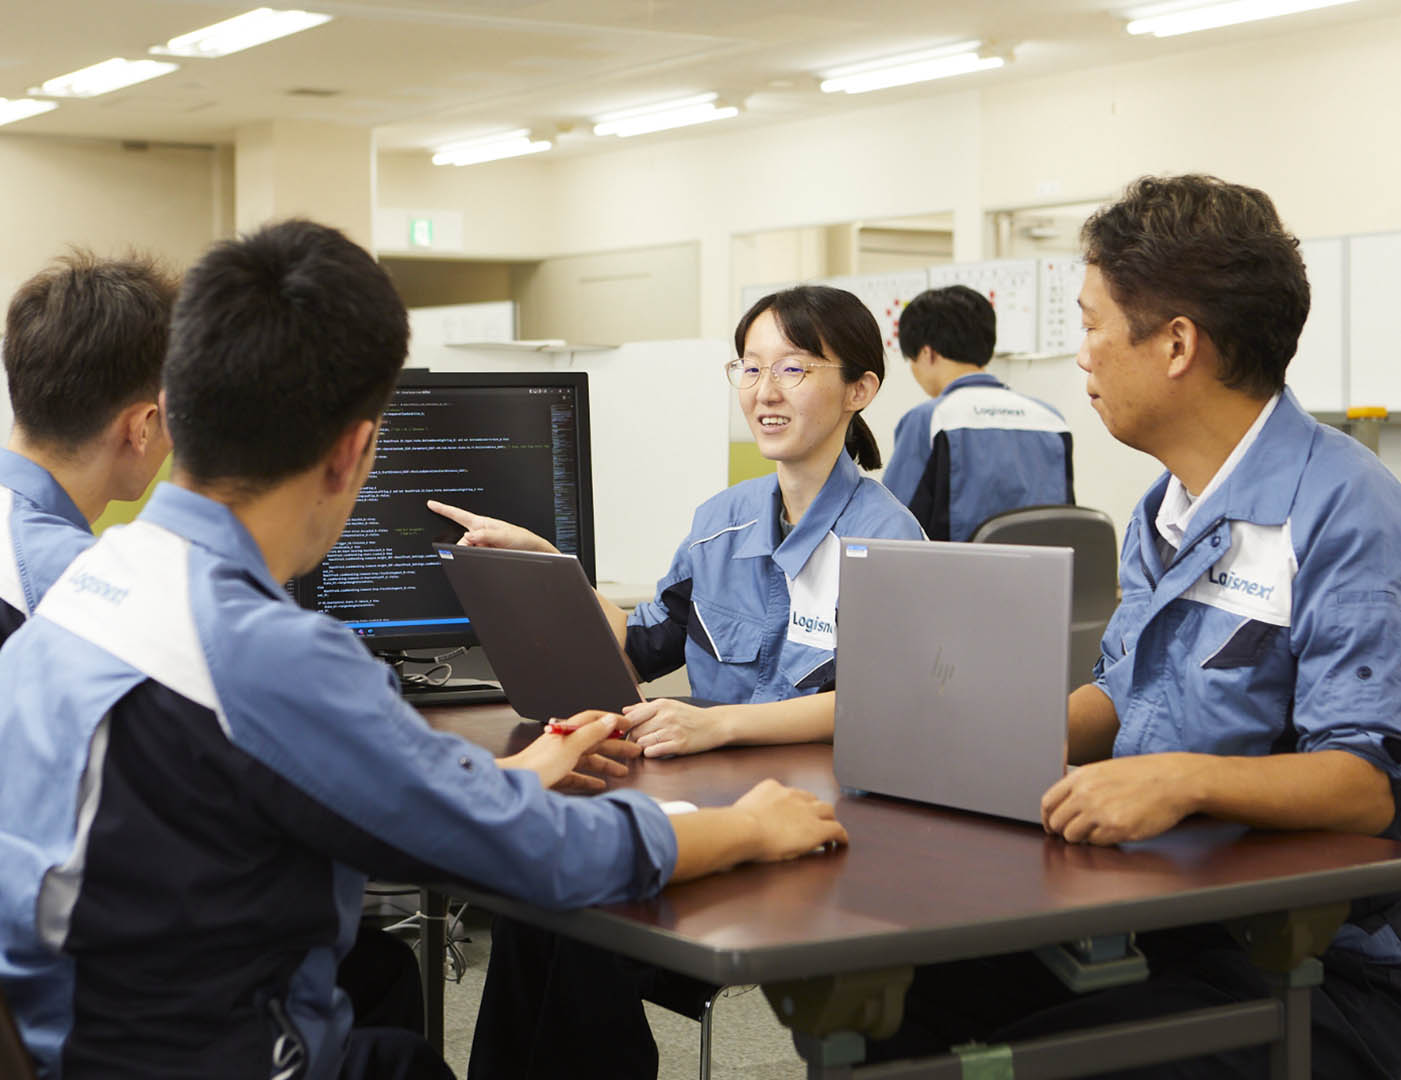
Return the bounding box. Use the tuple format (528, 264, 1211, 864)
(0, 484, 676, 1080)
(1096, 389, 1401, 965)
(882, 373, 1074, 541)
(0, 449, 94, 644)
(626, 451, 924, 704)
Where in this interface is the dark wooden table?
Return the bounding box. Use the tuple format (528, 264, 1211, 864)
(422, 704, 1401, 1079)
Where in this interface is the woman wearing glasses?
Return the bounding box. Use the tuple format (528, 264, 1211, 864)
(429, 284, 923, 757)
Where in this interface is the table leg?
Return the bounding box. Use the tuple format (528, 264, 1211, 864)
(1266, 958, 1323, 1080)
(1227, 902, 1342, 1080)
(419, 888, 447, 1054)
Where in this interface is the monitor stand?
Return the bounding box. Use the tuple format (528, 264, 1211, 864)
(399, 677, 507, 707)
(383, 646, 509, 708)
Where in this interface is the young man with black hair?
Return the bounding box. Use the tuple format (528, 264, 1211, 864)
(0, 249, 412, 1044)
(882, 284, 1074, 540)
(0, 219, 846, 1080)
(0, 251, 176, 643)
(867, 175, 1401, 1077)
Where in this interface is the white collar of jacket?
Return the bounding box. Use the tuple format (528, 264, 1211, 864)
(1155, 392, 1281, 550)
(1138, 387, 1314, 562)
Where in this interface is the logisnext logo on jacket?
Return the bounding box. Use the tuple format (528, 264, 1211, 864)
(1181, 520, 1297, 626)
(785, 532, 841, 650)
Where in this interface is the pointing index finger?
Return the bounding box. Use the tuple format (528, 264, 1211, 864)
(427, 500, 474, 528)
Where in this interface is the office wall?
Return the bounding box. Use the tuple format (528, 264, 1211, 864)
(0, 135, 230, 442)
(377, 151, 555, 259)
(513, 242, 700, 343)
(379, 257, 516, 309)
(978, 14, 1401, 235)
(0, 136, 228, 304)
(377, 89, 983, 340)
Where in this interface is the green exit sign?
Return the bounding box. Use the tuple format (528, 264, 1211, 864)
(408, 217, 433, 247)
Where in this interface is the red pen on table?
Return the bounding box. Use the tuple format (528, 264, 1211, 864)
(544, 720, 628, 740)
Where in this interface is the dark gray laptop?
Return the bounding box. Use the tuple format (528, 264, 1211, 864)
(834, 538, 1071, 823)
(434, 544, 644, 721)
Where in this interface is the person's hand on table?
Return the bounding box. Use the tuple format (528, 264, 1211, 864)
(427, 500, 557, 554)
(497, 710, 642, 793)
(734, 779, 848, 861)
(1041, 752, 1202, 845)
(622, 698, 729, 757)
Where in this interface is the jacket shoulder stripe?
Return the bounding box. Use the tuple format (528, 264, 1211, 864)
(0, 487, 27, 613)
(36, 522, 225, 728)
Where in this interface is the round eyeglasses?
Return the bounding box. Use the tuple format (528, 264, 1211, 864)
(724, 358, 844, 390)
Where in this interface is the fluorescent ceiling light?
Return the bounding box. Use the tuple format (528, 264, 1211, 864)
(151, 8, 333, 58)
(592, 93, 740, 138)
(432, 129, 553, 167)
(0, 98, 58, 127)
(31, 57, 179, 98)
(820, 41, 1004, 94)
(1125, 0, 1361, 37)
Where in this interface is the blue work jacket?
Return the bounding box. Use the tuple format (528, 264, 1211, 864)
(1096, 389, 1401, 964)
(0, 483, 676, 1080)
(882, 373, 1074, 541)
(626, 451, 924, 704)
(0, 449, 94, 644)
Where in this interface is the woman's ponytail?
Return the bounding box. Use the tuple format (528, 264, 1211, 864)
(845, 413, 882, 471)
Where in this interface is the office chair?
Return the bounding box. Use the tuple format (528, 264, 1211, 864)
(1, 985, 39, 1080)
(970, 505, 1119, 691)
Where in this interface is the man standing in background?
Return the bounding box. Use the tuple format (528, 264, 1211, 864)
(882, 284, 1074, 540)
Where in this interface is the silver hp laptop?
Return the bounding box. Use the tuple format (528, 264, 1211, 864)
(434, 544, 643, 721)
(834, 538, 1071, 824)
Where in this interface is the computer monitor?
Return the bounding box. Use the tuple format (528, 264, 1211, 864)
(290, 369, 595, 657)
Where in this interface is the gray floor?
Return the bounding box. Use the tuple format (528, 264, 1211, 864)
(437, 907, 806, 1079)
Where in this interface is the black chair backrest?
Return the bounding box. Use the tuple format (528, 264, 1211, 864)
(0, 984, 39, 1080)
(970, 504, 1119, 690)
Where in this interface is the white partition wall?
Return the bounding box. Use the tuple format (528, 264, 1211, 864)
(1348, 232, 1401, 411)
(412, 328, 730, 587)
(1292, 238, 1346, 414)
(409, 301, 517, 345)
(579, 340, 730, 585)
(0, 371, 11, 443)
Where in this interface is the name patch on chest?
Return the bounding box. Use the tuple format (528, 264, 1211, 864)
(1181, 520, 1296, 626)
(785, 532, 841, 650)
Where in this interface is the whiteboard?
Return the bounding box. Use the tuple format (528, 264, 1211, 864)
(1291, 237, 1346, 413)
(1347, 231, 1401, 411)
(926, 258, 1039, 355)
(1037, 257, 1085, 356)
(817, 270, 931, 362)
